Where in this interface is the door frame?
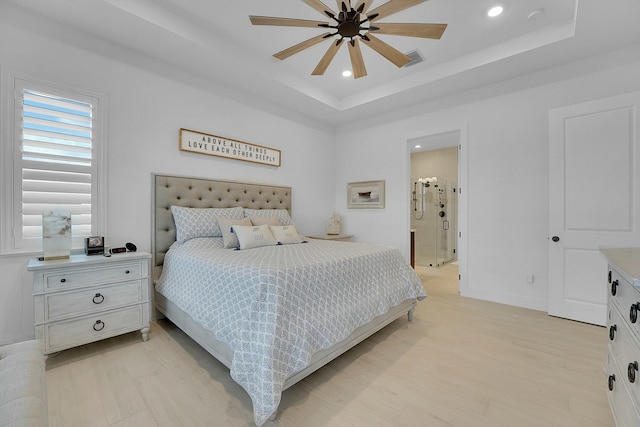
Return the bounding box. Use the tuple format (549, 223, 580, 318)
(406, 122, 468, 295)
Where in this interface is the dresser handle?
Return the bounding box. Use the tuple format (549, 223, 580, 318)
(125, 270, 130, 274)
(631, 303, 639, 324)
(93, 320, 105, 331)
(609, 325, 617, 341)
(92, 293, 104, 304)
(60, 278, 66, 283)
(611, 280, 618, 296)
(628, 361, 639, 383)
(608, 270, 612, 284)
(608, 374, 616, 391)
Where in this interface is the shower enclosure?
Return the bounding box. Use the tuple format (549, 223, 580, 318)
(411, 176, 457, 267)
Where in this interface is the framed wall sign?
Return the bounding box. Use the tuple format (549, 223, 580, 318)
(179, 128, 281, 167)
(347, 180, 385, 209)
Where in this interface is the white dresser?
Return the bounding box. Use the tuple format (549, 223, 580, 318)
(28, 252, 151, 355)
(602, 247, 640, 426)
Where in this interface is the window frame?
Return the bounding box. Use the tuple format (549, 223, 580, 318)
(0, 70, 107, 256)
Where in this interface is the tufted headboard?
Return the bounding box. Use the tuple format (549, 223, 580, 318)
(151, 173, 291, 280)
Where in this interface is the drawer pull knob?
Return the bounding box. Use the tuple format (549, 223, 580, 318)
(608, 374, 616, 391)
(125, 270, 130, 274)
(611, 280, 618, 296)
(93, 320, 105, 331)
(629, 361, 639, 383)
(92, 293, 104, 304)
(631, 303, 640, 324)
(609, 325, 617, 341)
(60, 278, 66, 283)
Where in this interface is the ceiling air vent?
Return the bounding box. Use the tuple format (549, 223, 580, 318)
(403, 50, 424, 68)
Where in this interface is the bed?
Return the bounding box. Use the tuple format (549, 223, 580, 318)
(151, 173, 426, 426)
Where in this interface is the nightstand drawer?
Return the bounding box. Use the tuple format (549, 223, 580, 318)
(45, 262, 142, 290)
(45, 280, 143, 321)
(47, 305, 145, 352)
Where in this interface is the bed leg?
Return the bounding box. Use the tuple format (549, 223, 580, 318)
(407, 306, 415, 321)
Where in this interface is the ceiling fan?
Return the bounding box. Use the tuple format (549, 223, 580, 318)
(249, 0, 447, 79)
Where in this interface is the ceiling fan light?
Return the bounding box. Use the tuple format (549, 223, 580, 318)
(487, 6, 504, 17)
(342, 70, 353, 77)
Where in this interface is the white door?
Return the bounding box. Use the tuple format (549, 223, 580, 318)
(548, 91, 640, 326)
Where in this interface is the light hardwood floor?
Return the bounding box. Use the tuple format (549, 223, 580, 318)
(45, 264, 614, 426)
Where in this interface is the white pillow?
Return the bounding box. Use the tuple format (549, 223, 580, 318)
(270, 225, 305, 245)
(218, 217, 252, 249)
(233, 224, 278, 250)
(171, 206, 244, 243)
(244, 208, 293, 226)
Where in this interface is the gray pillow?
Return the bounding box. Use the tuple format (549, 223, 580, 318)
(244, 208, 293, 226)
(171, 206, 244, 243)
(249, 215, 280, 226)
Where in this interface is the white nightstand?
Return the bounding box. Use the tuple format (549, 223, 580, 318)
(308, 234, 353, 242)
(28, 251, 151, 355)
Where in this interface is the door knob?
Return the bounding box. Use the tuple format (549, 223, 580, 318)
(551, 236, 560, 242)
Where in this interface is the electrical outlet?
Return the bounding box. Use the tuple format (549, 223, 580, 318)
(526, 273, 535, 284)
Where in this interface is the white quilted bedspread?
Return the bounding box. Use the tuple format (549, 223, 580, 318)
(155, 238, 426, 426)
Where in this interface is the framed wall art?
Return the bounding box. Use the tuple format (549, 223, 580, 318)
(179, 128, 281, 167)
(347, 180, 385, 209)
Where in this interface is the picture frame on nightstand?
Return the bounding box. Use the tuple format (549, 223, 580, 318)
(85, 236, 105, 255)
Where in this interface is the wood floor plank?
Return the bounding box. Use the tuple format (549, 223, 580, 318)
(46, 263, 614, 426)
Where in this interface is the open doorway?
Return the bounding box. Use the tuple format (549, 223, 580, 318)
(408, 130, 461, 289)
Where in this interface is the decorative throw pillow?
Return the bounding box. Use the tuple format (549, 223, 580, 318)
(233, 224, 278, 250)
(249, 215, 280, 226)
(218, 217, 252, 249)
(244, 208, 293, 226)
(270, 225, 305, 245)
(171, 206, 244, 243)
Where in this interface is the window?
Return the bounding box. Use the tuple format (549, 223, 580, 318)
(1, 77, 105, 254)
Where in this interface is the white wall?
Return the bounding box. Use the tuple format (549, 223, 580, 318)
(335, 47, 640, 311)
(0, 10, 336, 344)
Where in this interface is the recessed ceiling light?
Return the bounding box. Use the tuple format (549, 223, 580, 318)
(414, 144, 422, 149)
(342, 70, 352, 77)
(487, 5, 504, 17)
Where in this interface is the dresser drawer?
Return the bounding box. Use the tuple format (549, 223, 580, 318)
(44, 262, 142, 291)
(609, 269, 640, 340)
(609, 304, 640, 408)
(46, 305, 145, 352)
(45, 280, 143, 321)
(607, 350, 640, 427)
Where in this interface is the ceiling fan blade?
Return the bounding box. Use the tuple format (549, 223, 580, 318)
(273, 32, 333, 60)
(373, 22, 447, 39)
(360, 33, 410, 67)
(368, 0, 427, 22)
(355, 0, 373, 13)
(348, 39, 367, 78)
(312, 39, 343, 75)
(250, 16, 329, 28)
(301, 0, 336, 16)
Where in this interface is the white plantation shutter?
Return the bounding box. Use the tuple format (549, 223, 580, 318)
(12, 79, 102, 251)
